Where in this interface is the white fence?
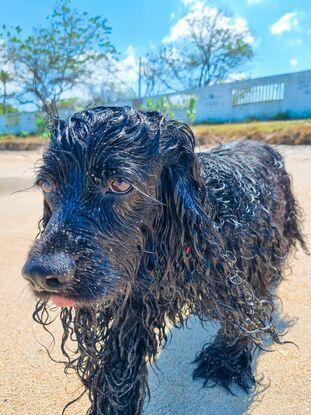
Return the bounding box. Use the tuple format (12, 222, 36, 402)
(194, 69, 311, 123)
(1, 69, 311, 134)
(135, 69, 311, 123)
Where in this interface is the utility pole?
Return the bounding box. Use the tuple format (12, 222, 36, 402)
(138, 57, 142, 98)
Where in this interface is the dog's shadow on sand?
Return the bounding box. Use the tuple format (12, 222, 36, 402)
(144, 308, 296, 415)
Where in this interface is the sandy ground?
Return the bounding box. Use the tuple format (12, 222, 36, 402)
(0, 146, 310, 415)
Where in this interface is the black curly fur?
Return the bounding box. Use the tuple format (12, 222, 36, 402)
(23, 106, 307, 415)
(193, 326, 255, 394)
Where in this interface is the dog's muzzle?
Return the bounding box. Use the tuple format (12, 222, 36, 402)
(22, 252, 75, 293)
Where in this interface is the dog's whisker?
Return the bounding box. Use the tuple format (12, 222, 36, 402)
(132, 185, 163, 205)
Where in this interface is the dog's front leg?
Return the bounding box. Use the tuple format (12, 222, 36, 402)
(192, 323, 255, 393)
(85, 299, 160, 415)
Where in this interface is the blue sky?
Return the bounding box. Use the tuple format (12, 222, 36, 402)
(1, 0, 311, 93)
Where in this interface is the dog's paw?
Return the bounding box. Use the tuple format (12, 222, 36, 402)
(192, 339, 255, 394)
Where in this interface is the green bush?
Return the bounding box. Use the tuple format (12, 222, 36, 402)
(187, 97, 196, 124)
(35, 114, 50, 139)
(145, 97, 175, 118)
(0, 103, 18, 114)
(18, 130, 30, 138)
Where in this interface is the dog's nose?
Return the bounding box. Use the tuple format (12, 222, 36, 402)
(22, 254, 75, 292)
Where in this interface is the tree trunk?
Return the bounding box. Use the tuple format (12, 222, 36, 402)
(42, 100, 58, 118)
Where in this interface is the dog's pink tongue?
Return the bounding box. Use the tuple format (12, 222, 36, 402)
(51, 295, 76, 308)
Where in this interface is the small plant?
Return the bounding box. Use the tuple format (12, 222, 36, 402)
(35, 114, 50, 139)
(18, 130, 30, 138)
(145, 97, 175, 119)
(271, 111, 291, 121)
(187, 97, 196, 124)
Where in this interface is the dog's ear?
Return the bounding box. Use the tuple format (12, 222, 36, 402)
(156, 121, 224, 277)
(159, 121, 200, 189)
(155, 122, 270, 338)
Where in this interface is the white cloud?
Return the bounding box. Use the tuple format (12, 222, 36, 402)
(92, 46, 138, 89)
(290, 58, 298, 67)
(226, 72, 248, 82)
(164, 14, 192, 42)
(164, 5, 253, 44)
(270, 12, 300, 35)
(234, 17, 254, 44)
(117, 45, 138, 83)
(63, 46, 139, 102)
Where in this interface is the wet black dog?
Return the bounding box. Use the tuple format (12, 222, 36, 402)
(22, 106, 306, 415)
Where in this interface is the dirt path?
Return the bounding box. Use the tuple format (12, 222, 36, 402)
(0, 146, 310, 415)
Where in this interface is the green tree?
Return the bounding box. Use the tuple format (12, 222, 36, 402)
(0, 69, 11, 114)
(0, 103, 18, 114)
(1, 0, 116, 116)
(57, 98, 79, 109)
(144, 6, 253, 93)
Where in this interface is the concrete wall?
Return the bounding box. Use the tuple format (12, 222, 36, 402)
(0, 108, 79, 135)
(194, 69, 311, 123)
(0, 111, 38, 135)
(137, 69, 311, 123)
(1, 69, 311, 134)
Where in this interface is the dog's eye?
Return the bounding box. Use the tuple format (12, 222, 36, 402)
(109, 179, 132, 194)
(39, 178, 55, 193)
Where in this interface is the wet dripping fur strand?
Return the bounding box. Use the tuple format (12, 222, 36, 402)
(30, 106, 307, 414)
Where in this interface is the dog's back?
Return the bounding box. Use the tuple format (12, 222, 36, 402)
(198, 140, 306, 292)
